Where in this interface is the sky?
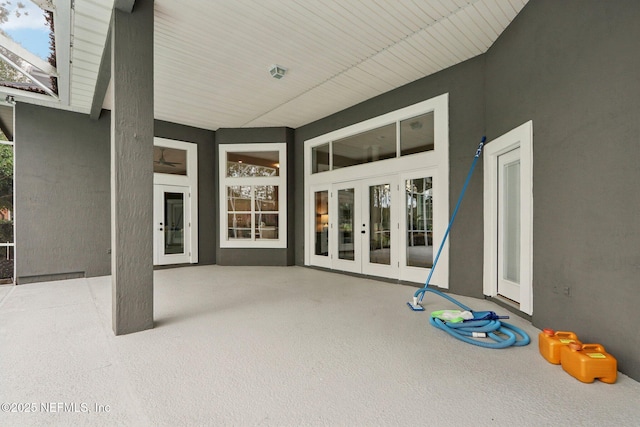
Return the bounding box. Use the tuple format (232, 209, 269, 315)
(1, 1, 50, 60)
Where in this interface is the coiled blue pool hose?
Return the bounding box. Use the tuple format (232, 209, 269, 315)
(422, 287, 530, 349)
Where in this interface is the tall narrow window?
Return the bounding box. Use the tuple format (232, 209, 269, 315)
(220, 143, 287, 248)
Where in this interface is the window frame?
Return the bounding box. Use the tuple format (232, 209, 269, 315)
(219, 142, 287, 248)
(304, 94, 450, 286)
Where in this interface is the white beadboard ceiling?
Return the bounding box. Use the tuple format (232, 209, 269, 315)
(70, 0, 114, 112)
(83, 0, 529, 131)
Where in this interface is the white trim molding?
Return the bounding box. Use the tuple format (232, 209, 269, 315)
(153, 137, 198, 265)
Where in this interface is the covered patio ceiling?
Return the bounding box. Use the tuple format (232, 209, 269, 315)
(1, 0, 529, 132)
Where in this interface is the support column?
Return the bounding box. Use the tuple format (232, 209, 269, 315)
(111, 0, 154, 335)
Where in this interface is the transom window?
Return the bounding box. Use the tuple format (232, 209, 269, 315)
(311, 111, 434, 173)
(219, 143, 287, 248)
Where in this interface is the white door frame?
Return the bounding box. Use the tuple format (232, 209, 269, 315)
(153, 137, 198, 265)
(483, 121, 533, 315)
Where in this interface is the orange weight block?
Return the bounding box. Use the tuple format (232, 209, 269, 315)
(538, 328, 580, 364)
(560, 342, 617, 384)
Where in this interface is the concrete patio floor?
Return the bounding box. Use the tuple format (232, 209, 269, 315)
(1, 265, 638, 426)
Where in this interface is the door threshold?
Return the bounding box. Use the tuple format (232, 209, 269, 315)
(486, 295, 532, 321)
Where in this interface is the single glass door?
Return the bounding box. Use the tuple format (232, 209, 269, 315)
(154, 184, 190, 265)
(362, 177, 398, 278)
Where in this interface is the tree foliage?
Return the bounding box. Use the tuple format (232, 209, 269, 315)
(0, 1, 28, 26)
(0, 140, 13, 212)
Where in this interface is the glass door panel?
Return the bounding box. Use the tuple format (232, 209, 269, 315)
(405, 177, 433, 268)
(362, 176, 398, 279)
(368, 184, 392, 265)
(498, 148, 521, 302)
(164, 192, 185, 255)
(314, 191, 329, 256)
(154, 184, 190, 265)
(331, 182, 361, 274)
(337, 188, 355, 261)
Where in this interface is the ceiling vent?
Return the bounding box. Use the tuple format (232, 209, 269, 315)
(269, 64, 287, 79)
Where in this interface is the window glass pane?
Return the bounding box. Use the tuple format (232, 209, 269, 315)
(227, 185, 251, 211)
(154, 146, 187, 175)
(256, 214, 278, 239)
(0, 246, 13, 283)
(338, 188, 355, 260)
(406, 177, 433, 268)
(227, 151, 279, 177)
(400, 112, 434, 156)
(314, 191, 329, 256)
(164, 192, 184, 255)
(369, 184, 391, 265)
(0, 1, 57, 96)
(312, 143, 330, 173)
(254, 185, 278, 211)
(0, 144, 13, 244)
(333, 123, 396, 169)
(228, 214, 251, 239)
(503, 160, 520, 282)
(0, 142, 13, 283)
(227, 185, 252, 240)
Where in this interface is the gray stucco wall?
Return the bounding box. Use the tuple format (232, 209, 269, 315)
(14, 105, 217, 283)
(155, 120, 216, 265)
(15, 104, 111, 282)
(485, 0, 640, 379)
(215, 127, 295, 266)
(294, 56, 486, 297)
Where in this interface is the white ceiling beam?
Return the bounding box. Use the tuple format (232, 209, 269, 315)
(90, 20, 112, 119)
(0, 86, 58, 104)
(55, 0, 71, 106)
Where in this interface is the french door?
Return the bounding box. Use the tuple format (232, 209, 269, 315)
(311, 177, 399, 278)
(309, 172, 445, 285)
(154, 184, 191, 265)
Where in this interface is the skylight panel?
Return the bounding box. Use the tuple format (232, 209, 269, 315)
(0, 0, 57, 97)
